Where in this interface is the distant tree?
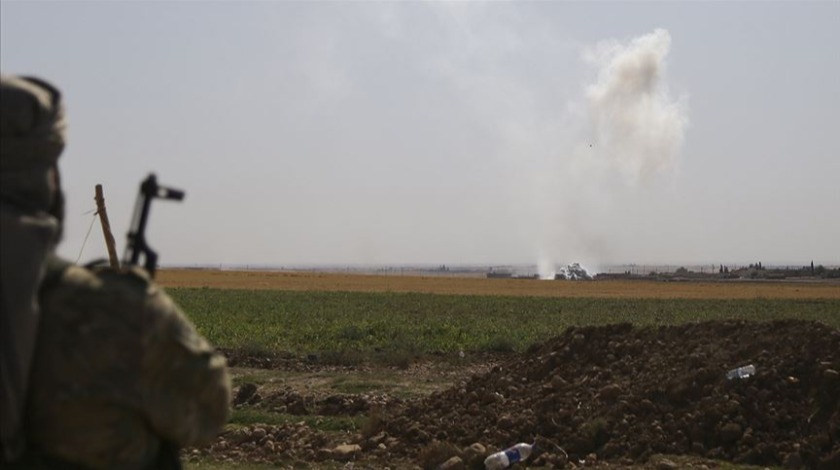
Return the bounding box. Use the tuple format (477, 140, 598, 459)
(811, 260, 815, 274)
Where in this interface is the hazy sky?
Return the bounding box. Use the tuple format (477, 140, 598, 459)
(2, 1, 838, 269)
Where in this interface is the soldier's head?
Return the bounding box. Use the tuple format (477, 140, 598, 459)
(0, 75, 66, 229)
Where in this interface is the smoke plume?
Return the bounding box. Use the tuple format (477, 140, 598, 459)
(535, 29, 688, 278)
(585, 28, 687, 184)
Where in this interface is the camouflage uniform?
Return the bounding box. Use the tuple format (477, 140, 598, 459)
(1, 74, 231, 469)
(1, 75, 64, 462)
(26, 262, 230, 469)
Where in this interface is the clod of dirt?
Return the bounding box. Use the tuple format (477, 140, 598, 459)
(233, 383, 258, 406)
(331, 443, 361, 461)
(439, 455, 465, 470)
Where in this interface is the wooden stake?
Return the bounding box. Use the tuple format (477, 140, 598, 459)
(94, 184, 120, 269)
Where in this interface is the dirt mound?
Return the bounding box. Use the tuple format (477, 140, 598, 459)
(197, 320, 839, 468)
(379, 320, 839, 468)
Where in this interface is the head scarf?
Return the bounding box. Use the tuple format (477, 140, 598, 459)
(1, 74, 65, 462)
(0, 75, 66, 216)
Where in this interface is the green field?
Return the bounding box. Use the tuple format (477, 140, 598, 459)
(170, 287, 835, 469)
(171, 288, 840, 360)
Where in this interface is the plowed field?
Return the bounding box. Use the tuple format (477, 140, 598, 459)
(157, 269, 840, 299)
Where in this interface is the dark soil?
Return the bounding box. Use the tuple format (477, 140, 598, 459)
(196, 320, 840, 469)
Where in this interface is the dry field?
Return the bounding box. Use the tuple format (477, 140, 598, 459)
(157, 269, 840, 299)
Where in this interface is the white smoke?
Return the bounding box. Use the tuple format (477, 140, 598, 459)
(535, 29, 688, 279)
(585, 28, 688, 185)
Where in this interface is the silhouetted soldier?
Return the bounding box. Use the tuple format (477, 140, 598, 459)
(1, 75, 231, 469)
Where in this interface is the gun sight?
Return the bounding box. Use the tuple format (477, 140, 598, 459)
(124, 173, 185, 277)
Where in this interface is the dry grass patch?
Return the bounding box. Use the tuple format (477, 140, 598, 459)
(158, 269, 840, 299)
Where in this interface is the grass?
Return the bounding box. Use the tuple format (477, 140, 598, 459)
(185, 461, 280, 470)
(170, 288, 840, 359)
(329, 376, 398, 395)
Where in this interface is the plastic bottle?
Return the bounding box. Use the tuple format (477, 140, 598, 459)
(726, 364, 756, 380)
(484, 442, 534, 470)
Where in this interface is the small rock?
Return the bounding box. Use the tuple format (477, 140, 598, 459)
(656, 458, 679, 470)
(439, 456, 464, 470)
(468, 443, 486, 455)
(333, 444, 361, 461)
(599, 383, 622, 401)
(233, 383, 258, 406)
(463, 443, 487, 466)
(638, 399, 655, 413)
(463, 442, 487, 468)
(496, 415, 515, 428)
(783, 451, 803, 469)
(719, 422, 742, 444)
(551, 374, 567, 390)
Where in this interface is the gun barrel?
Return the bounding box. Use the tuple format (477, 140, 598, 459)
(157, 187, 185, 201)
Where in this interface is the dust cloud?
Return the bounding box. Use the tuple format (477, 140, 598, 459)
(585, 28, 688, 185)
(535, 29, 688, 279)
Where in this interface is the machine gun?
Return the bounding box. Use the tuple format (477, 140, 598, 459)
(123, 174, 184, 278)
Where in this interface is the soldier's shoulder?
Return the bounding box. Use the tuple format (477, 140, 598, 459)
(44, 259, 162, 301)
(39, 260, 182, 340)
